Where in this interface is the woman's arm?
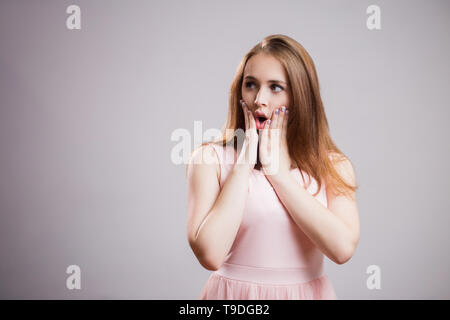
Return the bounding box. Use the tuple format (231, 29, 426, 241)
(186, 145, 251, 271)
(266, 157, 360, 265)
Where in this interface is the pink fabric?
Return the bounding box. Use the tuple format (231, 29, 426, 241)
(198, 142, 337, 300)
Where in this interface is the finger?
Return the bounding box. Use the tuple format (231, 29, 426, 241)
(249, 108, 256, 131)
(269, 107, 280, 141)
(281, 106, 288, 142)
(272, 108, 280, 129)
(262, 117, 270, 149)
(264, 118, 271, 130)
(279, 106, 286, 128)
(241, 100, 249, 131)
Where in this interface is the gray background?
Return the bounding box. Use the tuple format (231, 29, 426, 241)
(0, 0, 449, 299)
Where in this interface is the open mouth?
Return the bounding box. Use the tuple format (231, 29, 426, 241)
(255, 115, 268, 130)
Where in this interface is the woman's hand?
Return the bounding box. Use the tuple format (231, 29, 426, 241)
(235, 99, 258, 172)
(259, 106, 291, 178)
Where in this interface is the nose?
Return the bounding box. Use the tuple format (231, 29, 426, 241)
(253, 88, 269, 109)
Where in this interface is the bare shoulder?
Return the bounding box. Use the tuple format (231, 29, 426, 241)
(328, 152, 354, 171)
(328, 151, 347, 163)
(187, 144, 221, 183)
(327, 152, 357, 194)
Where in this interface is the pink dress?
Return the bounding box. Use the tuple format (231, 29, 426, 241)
(198, 142, 338, 300)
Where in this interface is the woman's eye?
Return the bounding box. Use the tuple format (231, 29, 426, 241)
(244, 82, 284, 92)
(271, 84, 284, 92)
(244, 81, 255, 89)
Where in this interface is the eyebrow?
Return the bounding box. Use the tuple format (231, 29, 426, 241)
(244, 75, 287, 85)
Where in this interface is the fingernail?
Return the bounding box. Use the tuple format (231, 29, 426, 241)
(275, 109, 279, 115)
(267, 120, 271, 125)
(285, 109, 289, 115)
(281, 106, 286, 112)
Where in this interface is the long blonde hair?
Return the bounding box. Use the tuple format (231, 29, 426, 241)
(187, 34, 358, 199)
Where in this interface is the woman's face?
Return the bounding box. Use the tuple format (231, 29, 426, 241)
(241, 53, 290, 130)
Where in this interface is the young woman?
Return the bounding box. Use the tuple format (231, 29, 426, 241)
(186, 34, 360, 300)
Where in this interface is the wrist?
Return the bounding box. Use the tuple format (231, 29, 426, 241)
(265, 168, 291, 185)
